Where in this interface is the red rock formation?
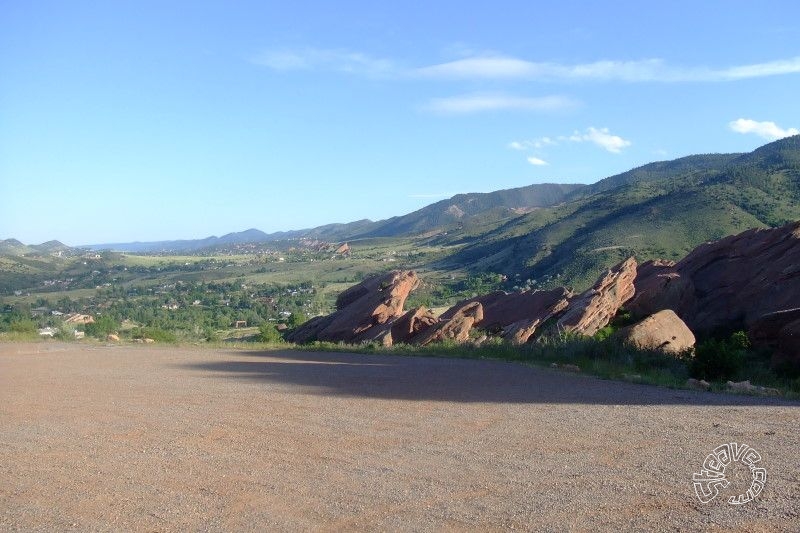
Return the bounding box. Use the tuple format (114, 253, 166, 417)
(615, 309, 695, 355)
(556, 257, 638, 337)
(630, 221, 800, 335)
(773, 319, 800, 372)
(626, 260, 693, 319)
(440, 287, 573, 334)
(286, 270, 419, 343)
(501, 293, 571, 345)
(749, 308, 800, 371)
(413, 302, 483, 346)
(390, 306, 440, 344)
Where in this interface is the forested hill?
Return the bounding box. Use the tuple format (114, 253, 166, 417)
(438, 134, 800, 289)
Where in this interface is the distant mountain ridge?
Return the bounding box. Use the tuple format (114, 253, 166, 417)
(0, 239, 73, 256)
(81, 182, 586, 252)
(5, 135, 800, 290)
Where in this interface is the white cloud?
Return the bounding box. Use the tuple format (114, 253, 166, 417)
(253, 46, 800, 84)
(415, 54, 800, 82)
(509, 137, 557, 150)
(527, 157, 549, 166)
(510, 127, 631, 158)
(424, 94, 577, 114)
(417, 56, 545, 79)
(251, 47, 394, 77)
(729, 118, 799, 140)
(569, 127, 632, 153)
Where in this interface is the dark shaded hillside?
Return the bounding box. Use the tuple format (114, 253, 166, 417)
(440, 135, 800, 290)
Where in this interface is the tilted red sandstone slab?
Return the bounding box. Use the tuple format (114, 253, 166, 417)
(413, 301, 483, 346)
(287, 270, 419, 343)
(556, 257, 638, 337)
(630, 221, 800, 335)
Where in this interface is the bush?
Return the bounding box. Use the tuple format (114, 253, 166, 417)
(258, 323, 284, 343)
(9, 319, 37, 334)
(203, 327, 220, 343)
(690, 333, 748, 381)
(84, 315, 119, 338)
(55, 328, 76, 341)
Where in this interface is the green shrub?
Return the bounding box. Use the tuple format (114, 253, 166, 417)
(690, 333, 747, 381)
(258, 323, 284, 343)
(54, 328, 76, 341)
(132, 327, 177, 343)
(84, 315, 119, 338)
(203, 327, 221, 343)
(9, 319, 37, 334)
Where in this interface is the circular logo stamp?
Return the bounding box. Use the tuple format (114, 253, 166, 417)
(692, 442, 767, 505)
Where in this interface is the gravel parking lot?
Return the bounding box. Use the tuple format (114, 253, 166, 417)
(1, 342, 797, 531)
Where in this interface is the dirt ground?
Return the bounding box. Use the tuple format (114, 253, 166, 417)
(1, 342, 798, 531)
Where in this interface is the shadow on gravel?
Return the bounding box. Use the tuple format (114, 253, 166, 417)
(181, 350, 799, 406)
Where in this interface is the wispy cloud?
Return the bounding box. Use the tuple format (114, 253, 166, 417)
(511, 127, 632, 157)
(415, 55, 800, 82)
(566, 127, 632, 153)
(729, 118, 799, 140)
(509, 137, 557, 150)
(423, 94, 578, 114)
(251, 47, 395, 77)
(252, 46, 800, 84)
(526, 156, 549, 166)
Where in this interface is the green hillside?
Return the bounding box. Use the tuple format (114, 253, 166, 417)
(438, 135, 800, 290)
(354, 183, 585, 238)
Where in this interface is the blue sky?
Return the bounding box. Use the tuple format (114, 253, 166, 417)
(2, 1, 799, 245)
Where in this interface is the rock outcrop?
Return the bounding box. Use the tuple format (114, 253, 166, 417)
(390, 306, 440, 345)
(556, 257, 637, 337)
(630, 221, 800, 335)
(286, 270, 419, 344)
(438, 287, 572, 344)
(615, 309, 695, 355)
(626, 260, 693, 319)
(750, 308, 800, 371)
(413, 302, 483, 346)
(284, 221, 800, 373)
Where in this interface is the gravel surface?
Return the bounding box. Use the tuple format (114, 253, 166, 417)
(1, 342, 798, 531)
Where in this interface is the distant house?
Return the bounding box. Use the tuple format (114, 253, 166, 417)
(234, 320, 247, 328)
(73, 330, 85, 339)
